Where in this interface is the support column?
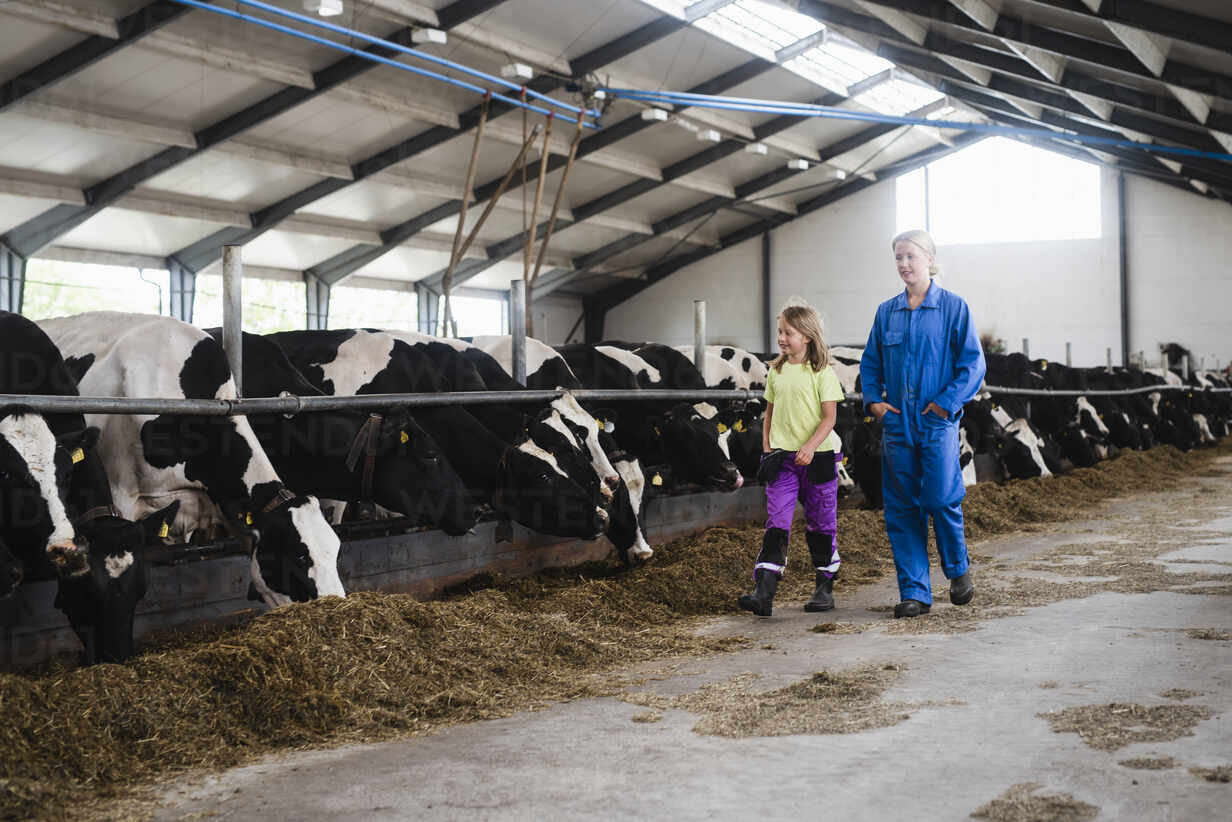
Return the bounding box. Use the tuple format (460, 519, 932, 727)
(304, 272, 330, 330)
(415, 282, 439, 335)
(0, 243, 26, 314)
(1118, 171, 1130, 368)
(762, 232, 772, 353)
(167, 257, 196, 322)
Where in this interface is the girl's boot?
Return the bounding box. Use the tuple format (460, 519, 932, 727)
(804, 531, 836, 612)
(738, 568, 779, 617)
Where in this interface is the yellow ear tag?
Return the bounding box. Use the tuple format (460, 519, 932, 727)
(71, 447, 85, 464)
(863, 416, 873, 423)
(653, 426, 661, 436)
(1041, 360, 1049, 370)
(716, 423, 728, 434)
(245, 513, 254, 526)
(595, 419, 602, 429)
(651, 474, 663, 486)
(734, 420, 746, 433)
(157, 522, 169, 539)
(400, 430, 409, 444)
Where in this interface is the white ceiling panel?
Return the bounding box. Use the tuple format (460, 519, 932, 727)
(143, 152, 329, 206)
(57, 207, 225, 256)
(473, 0, 662, 64)
(299, 182, 453, 227)
(0, 13, 87, 81)
(0, 193, 66, 235)
(611, 184, 720, 223)
(236, 229, 358, 271)
(603, 25, 753, 97)
(0, 115, 167, 180)
(459, 259, 532, 291)
(348, 245, 455, 282)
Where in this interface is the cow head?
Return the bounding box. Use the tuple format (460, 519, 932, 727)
(527, 408, 608, 505)
(712, 405, 764, 480)
(652, 403, 742, 490)
(0, 407, 93, 576)
(54, 501, 180, 664)
(548, 393, 621, 499)
(597, 429, 652, 565)
(239, 483, 344, 607)
(491, 437, 609, 539)
(369, 407, 478, 536)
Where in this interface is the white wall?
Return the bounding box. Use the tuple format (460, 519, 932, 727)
(603, 161, 1228, 369)
(530, 293, 585, 346)
(1125, 174, 1232, 369)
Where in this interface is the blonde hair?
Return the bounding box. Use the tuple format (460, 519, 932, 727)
(892, 229, 940, 277)
(772, 299, 829, 373)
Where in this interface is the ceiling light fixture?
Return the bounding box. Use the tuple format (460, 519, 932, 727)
(303, 0, 343, 17)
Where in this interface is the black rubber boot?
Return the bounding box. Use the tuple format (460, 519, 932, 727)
(893, 600, 931, 619)
(949, 572, 974, 605)
(738, 569, 780, 617)
(804, 572, 835, 612)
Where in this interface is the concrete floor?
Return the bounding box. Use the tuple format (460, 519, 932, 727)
(152, 460, 1232, 822)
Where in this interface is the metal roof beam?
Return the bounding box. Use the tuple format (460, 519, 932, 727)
(1028, 0, 1232, 56)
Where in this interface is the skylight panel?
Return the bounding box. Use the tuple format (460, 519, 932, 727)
(692, 0, 825, 61)
(851, 76, 945, 117)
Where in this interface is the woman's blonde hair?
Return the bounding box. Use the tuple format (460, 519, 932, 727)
(892, 229, 940, 277)
(772, 299, 829, 373)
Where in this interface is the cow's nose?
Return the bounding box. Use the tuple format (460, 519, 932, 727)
(47, 541, 89, 576)
(596, 506, 610, 527)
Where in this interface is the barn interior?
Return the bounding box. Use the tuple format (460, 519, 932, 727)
(1, 1, 1231, 820)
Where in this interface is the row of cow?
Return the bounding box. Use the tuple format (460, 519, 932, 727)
(3, 309, 1225, 668)
(0, 312, 762, 665)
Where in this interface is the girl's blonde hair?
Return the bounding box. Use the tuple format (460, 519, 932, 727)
(892, 229, 940, 277)
(772, 299, 829, 373)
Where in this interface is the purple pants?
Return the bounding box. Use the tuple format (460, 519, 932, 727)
(757, 453, 841, 578)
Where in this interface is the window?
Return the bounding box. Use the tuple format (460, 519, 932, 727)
(22, 260, 168, 320)
(441, 295, 506, 337)
(896, 137, 1102, 244)
(193, 275, 305, 333)
(329, 284, 418, 331)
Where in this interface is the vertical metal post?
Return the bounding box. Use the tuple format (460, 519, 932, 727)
(1106, 347, 1113, 370)
(1161, 352, 1169, 375)
(1117, 171, 1130, 367)
(1182, 355, 1189, 381)
(304, 272, 330, 330)
(1199, 356, 1206, 372)
(222, 245, 243, 398)
(415, 282, 439, 336)
(0, 243, 26, 314)
(167, 258, 196, 322)
(1137, 350, 1144, 370)
(1022, 338, 1030, 358)
(510, 279, 526, 386)
(1065, 342, 1072, 366)
(762, 233, 772, 353)
(693, 300, 706, 370)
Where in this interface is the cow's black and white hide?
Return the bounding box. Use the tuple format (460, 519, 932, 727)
(671, 344, 767, 391)
(206, 331, 477, 534)
(392, 333, 620, 504)
(597, 430, 652, 564)
(964, 394, 1059, 479)
(469, 334, 581, 390)
(555, 343, 742, 490)
(40, 312, 345, 608)
(270, 330, 609, 540)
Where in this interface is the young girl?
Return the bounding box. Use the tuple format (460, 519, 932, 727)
(738, 300, 844, 617)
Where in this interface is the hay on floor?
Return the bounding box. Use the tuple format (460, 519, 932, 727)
(1038, 703, 1215, 751)
(970, 782, 1099, 822)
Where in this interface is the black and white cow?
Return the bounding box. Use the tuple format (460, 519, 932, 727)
(2, 311, 186, 663)
(206, 331, 478, 534)
(269, 330, 609, 540)
(554, 343, 743, 491)
(40, 312, 345, 608)
(671, 344, 767, 391)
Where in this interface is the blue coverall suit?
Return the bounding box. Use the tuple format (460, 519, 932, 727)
(860, 282, 986, 605)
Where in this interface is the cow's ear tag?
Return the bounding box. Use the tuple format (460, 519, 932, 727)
(71, 447, 85, 464)
(400, 430, 409, 444)
(863, 415, 873, 423)
(245, 512, 254, 526)
(1041, 360, 1048, 370)
(733, 419, 746, 433)
(157, 522, 169, 539)
(603, 421, 615, 433)
(651, 473, 663, 486)
(716, 422, 728, 434)
(653, 426, 661, 436)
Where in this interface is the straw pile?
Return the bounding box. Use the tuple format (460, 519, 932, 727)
(970, 782, 1099, 822)
(1, 442, 1227, 819)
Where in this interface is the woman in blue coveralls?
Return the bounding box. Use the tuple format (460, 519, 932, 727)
(860, 230, 986, 618)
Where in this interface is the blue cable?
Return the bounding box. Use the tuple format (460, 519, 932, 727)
(167, 0, 596, 128)
(220, 0, 603, 119)
(602, 87, 1232, 165)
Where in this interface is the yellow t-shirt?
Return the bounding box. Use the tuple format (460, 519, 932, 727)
(764, 361, 844, 452)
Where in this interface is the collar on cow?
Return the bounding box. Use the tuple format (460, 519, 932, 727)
(892, 281, 943, 311)
(344, 413, 384, 505)
(72, 504, 120, 526)
(261, 487, 298, 515)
